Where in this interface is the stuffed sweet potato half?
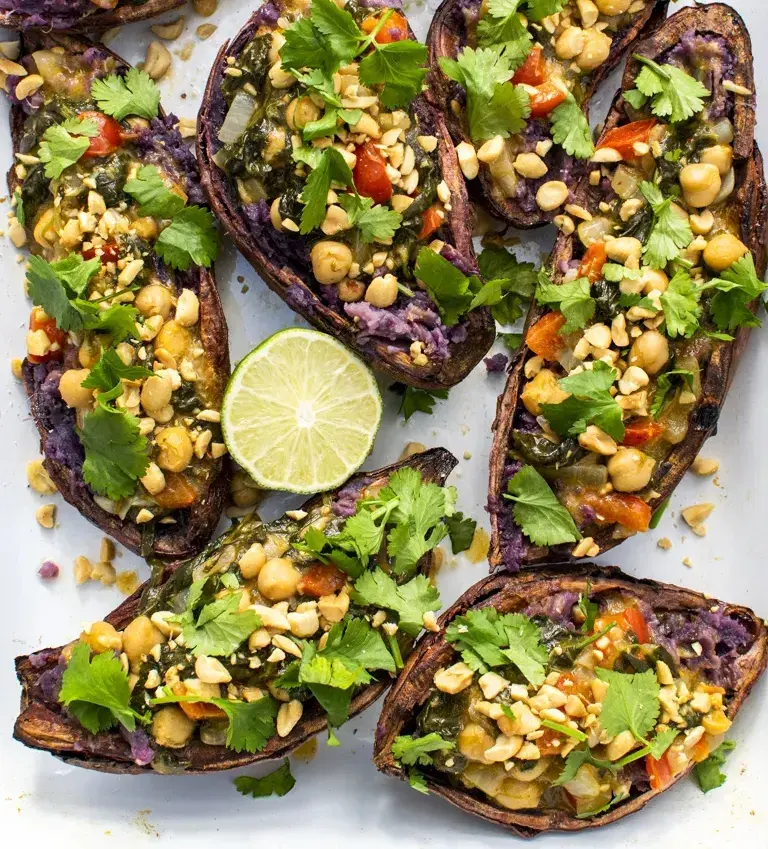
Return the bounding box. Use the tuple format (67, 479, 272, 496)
(14, 448, 460, 774)
(5, 31, 229, 559)
(197, 0, 495, 390)
(0, 0, 185, 31)
(374, 565, 768, 835)
(426, 0, 669, 228)
(489, 4, 766, 570)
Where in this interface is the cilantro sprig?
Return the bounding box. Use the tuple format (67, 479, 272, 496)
(550, 94, 594, 160)
(695, 740, 736, 793)
(91, 67, 161, 121)
(640, 182, 693, 269)
(37, 117, 98, 179)
(351, 571, 440, 637)
(235, 760, 296, 798)
(625, 56, 710, 124)
(392, 732, 454, 766)
(504, 464, 580, 547)
(390, 383, 449, 420)
(535, 272, 595, 333)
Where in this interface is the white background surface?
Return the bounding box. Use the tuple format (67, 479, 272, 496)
(1, 0, 766, 845)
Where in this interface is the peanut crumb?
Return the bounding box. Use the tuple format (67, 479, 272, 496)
(657, 537, 672, 550)
(681, 503, 714, 528)
(692, 524, 707, 537)
(691, 456, 719, 476)
(35, 503, 56, 529)
(11, 357, 22, 379)
(117, 570, 140, 596)
(682, 556, 693, 568)
(463, 450, 472, 460)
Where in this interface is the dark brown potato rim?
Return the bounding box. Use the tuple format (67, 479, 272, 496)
(7, 29, 231, 560)
(425, 0, 670, 228)
(488, 3, 766, 570)
(0, 0, 186, 31)
(14, 447, 458, 774)
(196, 4, 496, 391)
(374, 563, 768, 836)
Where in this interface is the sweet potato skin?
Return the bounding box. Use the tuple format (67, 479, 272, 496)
(425, 0, 670, 229)
(0, 0, 185, 31)
(488, 4, 767, 571)
(196, 4, 495, 391)
(13, 448, 458, 774)
(7, 30, 230, 560)
(374, 564, 768, 836)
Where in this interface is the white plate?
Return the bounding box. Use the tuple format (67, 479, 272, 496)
(1, 1, 766, 845)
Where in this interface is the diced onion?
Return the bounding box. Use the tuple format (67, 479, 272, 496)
(578, 216, 613, 247)
(712, 167, 735, 206)
(712, 118, 734, 145)
(218, 91, 257, 145)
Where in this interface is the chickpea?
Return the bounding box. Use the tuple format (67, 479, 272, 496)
(457, 723, 495, 763)
(555, 27, 585, 60)
(151, 706, 195, 748)
(268, 31, 285, 64)
(310, 241, 353, 285)
(605, 236, 642, 265)
(679, 163, 721, 208)
(58, 368, 94, 409)
(286, 96, 320, 130)
(135, 284, 173, 319)
(629, 330, 669, 376)
(268, 61, 295, 89)
(365, 273, 399, 308)
(338, 278, 365, 302)
(80, 621, 122, 654)
(78, 337, 102, 368)
(141, 374, 173, 413)
(122, 615, 165, 669)
(639, 266, 669, 294)
(576, 29, 612, 72)
(607, 447, 656, 493)
(521, 368, 569, 416)
(700, 144, 733, 177)
(257, 557, 301, 601)
(703, 232, 748, 272)
(595, 0, 631, 13)
(155, 427, 194, 473)
(155, 320, 191, 358)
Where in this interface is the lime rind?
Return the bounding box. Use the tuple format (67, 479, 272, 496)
(221, 328, 383, 493)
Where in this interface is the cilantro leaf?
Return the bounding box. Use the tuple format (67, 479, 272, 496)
(445, 512, 477, 553)
(49, 254, 102, 296)
(91, 67, 161, 121)
(84, 303, 141, 343)
(632, 56, 710, 123)
(234, 760, 296, 798)
(38, 122, 92, 179)
(503, 465, 580, 547)
(392, 733, 454, 766)
(647, 727, 677, 761)
(596, 668, 660, 742)
(351, 571, 440, 637)
(337, 193, 401, 243)
(550, 94, 594, 159)
(359, 40, 428, 110)
(390, 383, 449, 420)
(415, 246, 476, 326)
(59, 641, 144, 733)
(315, 618, 396, 674)
(695, 740, 736, 793)
(155, 206, 220, 270)
(60, 116, 99, 136)
(124, 164, 186, 218)
(299, 147, 354, 233)
(640, 181, 693, 269)
(499, 332, 523, 351)
(477, 0, 532, 71)
(660, 268, 701, 338)
(650, 368, 694, 418)
(409, 769, 429, 793)
(178, 593, 262, 657)
(524, 0, 566, 20)
(472, 247, 537, 324)
(445, 607, 548, 684)
(292, 69, 343, 108)
(310, 0, 361, 63)
(709, 253, 768, 332)
(77, 402, 149, 500)
(535, 274, 595, 333)
(541, 361, 624, 442)
(82, 348, 151, 393)
(554, 747, 615, 786)
(26, 256, 86, 333)
(440, 47, 530, 142)
(152, 691, 278, 753)
(280, 17, 333, 73)
(308, 682, 354, 727)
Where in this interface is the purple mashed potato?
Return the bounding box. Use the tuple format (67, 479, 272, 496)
(121, 728, 155, 766)
(242, 201, 310, 269)
(665, 33, 737, 122)
(526, 591, 579, 629)
(333, 477, 371, 518)
(650, 605, 753, 688)
(487, 460, 527, 571)
(484, 353, 508, 373)
(252, 1, 280, 26)
(38, 560, 59, 579)
(0, 0, 94, 27)
(138, 115, 206, 206)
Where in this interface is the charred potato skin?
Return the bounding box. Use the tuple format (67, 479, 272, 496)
(0, 0, 186, 31)
(196, 4, 496, 391)
(14, 448, 458, 774)
(7, 30, 230, 561)
(425, 0, 670, 229)
(374, 564, 768, 836)
(488, 4, 767, 571)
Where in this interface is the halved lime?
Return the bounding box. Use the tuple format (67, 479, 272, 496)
(221, 328, 383, 493)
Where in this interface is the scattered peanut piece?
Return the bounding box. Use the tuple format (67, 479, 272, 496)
(27, 459, 57, 495)
(35, 504, 56, 529)
(682, 556, 693, 568)
(196, 23, 217, 40)
(399, 441, 426, 460)
(11, 357, 22, 379)
(681, 503, 714, 529)
(117, 570, 141, 596)
(100, 537, 116, 563)
(193, 0, 218, 14)
(91, 561, 117, 586)
(657, 537, 672, 550)
(691, 456, 719, 476)
(692, 525, 707, 537)
(74, 555, 92, 584)
(151, 17, 185, 40)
